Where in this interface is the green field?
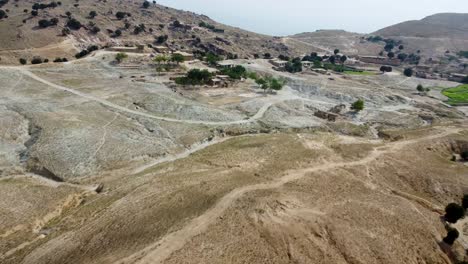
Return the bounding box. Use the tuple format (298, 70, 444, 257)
(344, 71, 377, 76)
(442, 84, 468, 105)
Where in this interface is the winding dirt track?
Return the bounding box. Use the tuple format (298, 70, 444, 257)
(0, 66, 300, 126)
(118, 127, 461, 264)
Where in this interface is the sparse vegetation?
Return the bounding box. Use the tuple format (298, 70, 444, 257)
(115, 52, 128, 63)
(254, 75, 286, 93)
(351, 99, 365, 112)
(198, 21, 224, 33)
(175, 69, 213, 85)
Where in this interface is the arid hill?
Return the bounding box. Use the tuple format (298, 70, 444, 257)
(0, 0, 289, 64)
(372, 13, 468, 57)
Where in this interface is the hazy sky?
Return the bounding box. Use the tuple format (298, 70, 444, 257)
(157, 0, 468, 36)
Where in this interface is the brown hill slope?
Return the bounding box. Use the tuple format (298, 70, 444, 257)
(374, 13, 468, 38)
(286, 30, 382, 56)
(0, 0, 289, 64)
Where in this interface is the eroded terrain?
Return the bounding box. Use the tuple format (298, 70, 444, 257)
(1, 53, 468, 264)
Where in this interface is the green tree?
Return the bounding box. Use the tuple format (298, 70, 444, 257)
(340, 55, 347, 64)
(351, 99, 364, 112)
(142, 1, 150, 8)
(399, 45, 404, 50)
(443, 227, 459, 245)
(445, 203, 465, 224)
(19, 58, 27, 65)
(417, 84, 424, 92)
(171, 53, 185, 64)
(403, 68, 413, 77)
(334, 49, 339, 55)
(115, 52, 128, 63)
(205, 52, 221, 66)
(387, 52, 395, 59)
(256, 78, 269, 93)
(154, 55, 168, 65)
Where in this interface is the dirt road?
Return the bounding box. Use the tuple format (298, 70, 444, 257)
(119, 127, 462, 264)
(0, 66, 309, 126)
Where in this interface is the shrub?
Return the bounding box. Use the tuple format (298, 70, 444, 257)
(44, 58, 49, 63)
(90, 26, 100, 34)
(88, 10, 97, 19)
(417, 84, 424, 92)
(403, 68, 413, 77)
(443, 227, 459, 245)
(75, 49, 89, 59)
(19, 58, 27, 65)
(113, 29, 122, 37)
(0, 9, 5, 19)
(38, 19, 51, 28)
(133, 24, 145, 34)
(445, 203, 465, 223)
(53, 57, 63, 62)
(264, 53, 271, 59)
(351, 99, 365, 112)
(380, 66, 392, 73)
(397, 53, 408, 61)
(155, 35, 168, 44)
(87, 45, 99, 52)
(142, 1, 150, 8)
(115, 52, 127, 63)
(66, 18, 82, 30)
(115, 11, 127, 20)
(62, 27, 70, 36)
(31, 57, 43, 64)
(387, 52, 395, 58)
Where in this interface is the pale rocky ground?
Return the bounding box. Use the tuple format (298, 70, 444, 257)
(1, 52, 468, 264)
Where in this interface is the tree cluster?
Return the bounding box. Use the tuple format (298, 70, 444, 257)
(175, 69, 213, 85)
(38, 17, 59, 28)
(380, 66, 393, 73)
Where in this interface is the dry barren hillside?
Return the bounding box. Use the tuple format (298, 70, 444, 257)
(0, 0, 289, 64)
(286, 30, 383, 56)
(373, 13, 468, 56)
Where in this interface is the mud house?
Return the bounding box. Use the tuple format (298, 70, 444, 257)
(173, 51, 194, 61)
(449, 73, 468, 82)
(107, 45, 146, 53)
(217, 60, 237, 68)
(301, 61, 313, 68)
(270, 59, 288, 68)
(358, 56, 401, 66)
(154, 46, 170, 53)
